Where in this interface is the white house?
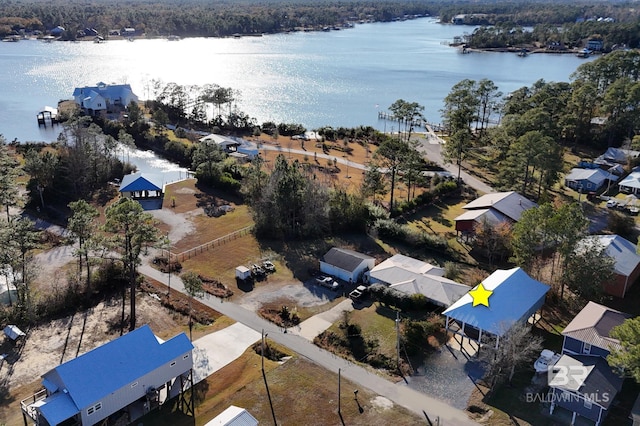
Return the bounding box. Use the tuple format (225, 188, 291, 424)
(368, 254, 468, 307)
(199, 134, 259, 160)
(619, 167, 640, 194)
(21, 325, 193, 426)
(319, 247, 375, 283)
(72, 82, 139, 116)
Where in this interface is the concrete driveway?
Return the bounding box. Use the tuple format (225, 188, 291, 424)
(192, 322, 261, 383)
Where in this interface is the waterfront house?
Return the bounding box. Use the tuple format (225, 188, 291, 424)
(367, 253, 468, 307)
(561, 301, 629, 357)
(21, 325, 194, 426)
(198, 134, 259, 160)
(454, 191, 537, 235)
(72, 82, 138, 116)
(548, 354, 623, 426)
(576, 235, 640, 298)
(319, 247, 375, 283)
(443, 267, 549, 349)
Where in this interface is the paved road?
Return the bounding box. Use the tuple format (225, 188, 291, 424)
(414, 129, 494, 195)
(261, 131, 494, 195)
(139, 263, 478, 425)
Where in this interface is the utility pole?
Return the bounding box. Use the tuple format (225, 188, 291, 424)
(396, 311, 401, 371)
(166, 233, 171, 296)
(338, 368, 341, 415)
(261, 329, 278, 426)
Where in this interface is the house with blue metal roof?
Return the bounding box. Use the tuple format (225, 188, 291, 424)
(21, 325, 193, 426)
(72, 82, 138, 116)
(443, 267, 550, 348)
(119, 172, 163, 199)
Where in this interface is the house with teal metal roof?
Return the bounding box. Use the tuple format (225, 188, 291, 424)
(21, 325, 193, 426)
(443, 267, 550, 348)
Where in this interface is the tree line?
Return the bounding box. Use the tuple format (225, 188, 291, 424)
(0, 0, 437, 38)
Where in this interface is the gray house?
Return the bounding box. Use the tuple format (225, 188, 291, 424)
(21, 325, 193, 425)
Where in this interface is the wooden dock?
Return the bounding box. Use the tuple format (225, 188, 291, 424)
(377, 111, 444, 132)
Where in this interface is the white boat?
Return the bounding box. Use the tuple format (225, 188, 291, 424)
(534, 349, 561, 374)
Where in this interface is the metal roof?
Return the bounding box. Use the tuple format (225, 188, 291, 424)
(321, 247, 374, 273)
(565, 168, 617, 185)
(579, 235, 640, 277)
(562, 301, 629, 352)
(619, 170, 640, 190)
(205, 405, 258, 426)
(37, 391, 79, 426)
(462, 191, 537, 222)
(42, 325, 193, 413)
(454, 208, 508, 225)
(443, 267, 550, 336)
(119, 172, 163, 192)
(549, 354, 623, 409)
(369, 254, 467, 307)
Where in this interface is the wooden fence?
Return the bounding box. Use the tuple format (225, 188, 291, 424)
(167, 226, 253, 262)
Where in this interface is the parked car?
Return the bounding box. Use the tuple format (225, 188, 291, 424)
(316, 275, 339, 290)
(251, 264, 265, 276)
(263, 260, 276, 273)
(349, 285, 367, 301)
(606, 199, 618, 208)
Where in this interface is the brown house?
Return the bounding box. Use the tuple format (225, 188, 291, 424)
(454, 191, 537, 235)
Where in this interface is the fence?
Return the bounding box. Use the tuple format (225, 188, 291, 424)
(168, 226, 253, 262)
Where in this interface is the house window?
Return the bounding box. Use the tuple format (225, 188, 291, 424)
(583, 343, 591, 354)
(170, 361, 176, 367)
(584, 398, 592, 409)
(131, 382, 138, 388)
(88, 407, 94, 415)
(183, 354, 189, 359)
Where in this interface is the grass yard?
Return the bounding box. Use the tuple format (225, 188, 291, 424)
(348, 304, 399, 357)
(140, 351, 423, 426)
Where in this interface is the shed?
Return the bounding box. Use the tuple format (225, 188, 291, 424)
(443, 267, 550, 347)
(205, 405, 258, 426)
(3, 325, 25, 341)
(319, 247, 375, 283)
(235, 266, 251, 281)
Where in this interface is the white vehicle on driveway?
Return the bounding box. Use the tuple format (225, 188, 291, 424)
(315, 275, 340, 290)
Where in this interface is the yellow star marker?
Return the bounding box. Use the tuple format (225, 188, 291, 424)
(469, 282, 493, 307)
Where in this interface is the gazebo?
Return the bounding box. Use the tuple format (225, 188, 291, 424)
(119, 172, 163, 200)
(443, 267, 550, 350)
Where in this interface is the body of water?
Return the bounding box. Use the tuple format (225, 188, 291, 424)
(1, 18, 593, 145)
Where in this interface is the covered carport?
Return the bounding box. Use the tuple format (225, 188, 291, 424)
(443, 267, 550, 351)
